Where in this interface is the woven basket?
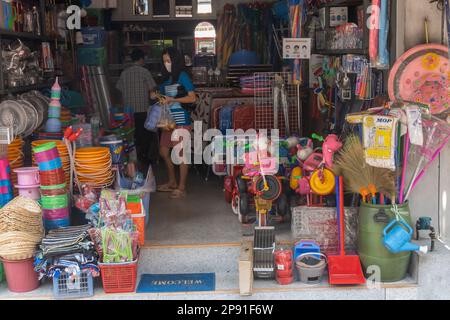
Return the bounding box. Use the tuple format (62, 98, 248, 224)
(0, 197, 43, 260)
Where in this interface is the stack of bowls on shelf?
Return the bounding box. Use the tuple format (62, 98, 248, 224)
(0, 159, 14, 208)
(32, 142, 70, 231)
(7, 138, 25, 195)
(60, 107, 73, 132)
(13, 167, 40, 201)
(75, 147, 114, 189)
(31, 140, 70, 186)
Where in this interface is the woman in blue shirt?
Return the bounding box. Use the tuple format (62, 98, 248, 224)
(156, 47, 196, 199)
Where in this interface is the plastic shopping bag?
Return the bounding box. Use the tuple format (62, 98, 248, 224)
(157, 104, 176, 131)
(144, 103, 162, 132)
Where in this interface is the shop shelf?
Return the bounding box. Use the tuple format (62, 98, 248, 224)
(0, 79, 72, 95)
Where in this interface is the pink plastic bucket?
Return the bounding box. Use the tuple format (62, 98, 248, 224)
(0, 159, 11, 180)
(15, 185, 41, 201)
(13, 167, 40, 186)
(0, 258, 40, 293)
(43, 207, 70, 220)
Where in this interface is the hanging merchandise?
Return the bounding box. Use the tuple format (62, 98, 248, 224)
(289, 0, 307, 84)
(368, 0, 380, 66)
(403, 114, 450, 201)
(377, 0, 389, 68)
(217, 4, 238, 69)
(446, 0, 450, 60)
(388, 44, 450, 115)
(362, 115, 398, 171)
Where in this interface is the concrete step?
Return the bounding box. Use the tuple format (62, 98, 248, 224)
(0, 242, 420, 300)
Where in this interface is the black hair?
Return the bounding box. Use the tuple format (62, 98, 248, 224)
(161, 47, 185, 83)
(131, 49, 145, 62)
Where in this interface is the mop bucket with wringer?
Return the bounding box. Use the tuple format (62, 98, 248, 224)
(295, 253, 328, 284)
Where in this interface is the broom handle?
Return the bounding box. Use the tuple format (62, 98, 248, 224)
(339, 176, 345, 256)
(399, 132, 410, 204)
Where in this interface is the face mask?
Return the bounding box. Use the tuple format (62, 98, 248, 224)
(165, 62, 172, 73)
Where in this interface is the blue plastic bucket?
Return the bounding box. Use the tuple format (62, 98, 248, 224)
(38, 158, 63, 171)
(100, 140, 124, 164)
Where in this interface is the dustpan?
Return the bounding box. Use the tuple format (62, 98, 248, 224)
(328, 176, 366, 285)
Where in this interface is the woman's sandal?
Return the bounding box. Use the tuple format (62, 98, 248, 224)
(169, 189, 186, 199)
(157, 184, 177, 192)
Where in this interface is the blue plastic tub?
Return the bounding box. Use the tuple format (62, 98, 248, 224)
(294, 240, 321, 262)
(228, 50, 259, 66)
(81, 27, 106, 48)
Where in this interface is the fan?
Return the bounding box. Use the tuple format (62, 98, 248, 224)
(0, 100, 28, 136)
(20, 93, 45, 129)
(17, 100, 39, 137)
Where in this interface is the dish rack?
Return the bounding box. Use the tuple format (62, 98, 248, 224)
(253, 226, 276, 279)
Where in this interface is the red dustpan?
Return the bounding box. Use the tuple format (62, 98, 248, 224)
(328, 176, 366, 285)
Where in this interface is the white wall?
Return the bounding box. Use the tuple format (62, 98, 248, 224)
(396, 0, 450, 242)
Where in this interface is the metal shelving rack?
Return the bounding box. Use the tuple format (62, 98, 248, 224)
(0, 0, 70, 96)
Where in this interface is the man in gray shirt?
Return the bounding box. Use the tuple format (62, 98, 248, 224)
(117, 49, 157, 167)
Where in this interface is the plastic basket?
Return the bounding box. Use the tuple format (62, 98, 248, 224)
(52, 270, 94, 299)
(98, 260, 138, 294)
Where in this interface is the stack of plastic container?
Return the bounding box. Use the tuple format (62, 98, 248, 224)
(13, 167, 41, 201)
(0, 159, 13, 208)
(45, 78, 63, 134)
(32, 142, 70, 231)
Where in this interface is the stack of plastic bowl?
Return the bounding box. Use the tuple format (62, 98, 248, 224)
(0, 159, 14, 208)
(7, 138, 25, 195)
(75, 147, 114, 188)
(60, 107, 72, 132)
(13, 167, 40, 201)
(32, 140, 70, 186)
(32, 142, 70, 231)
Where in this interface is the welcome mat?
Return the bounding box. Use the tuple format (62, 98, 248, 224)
(136, 273, 216, 293)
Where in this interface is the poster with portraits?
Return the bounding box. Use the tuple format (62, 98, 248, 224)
(283, 38, 311, 60)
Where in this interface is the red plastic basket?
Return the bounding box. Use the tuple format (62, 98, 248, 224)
(98, 260, 138, 294)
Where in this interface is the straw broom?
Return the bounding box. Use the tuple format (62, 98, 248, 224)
(334, 135, 396, 200)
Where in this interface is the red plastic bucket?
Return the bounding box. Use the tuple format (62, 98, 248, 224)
(39, 168, 66, 186)
(0, 258, 40, 293)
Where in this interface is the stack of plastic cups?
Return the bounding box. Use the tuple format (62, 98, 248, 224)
(0, 159, 14, 208)
(32, 142, 70, 231)
(45, 78, 62, 133)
